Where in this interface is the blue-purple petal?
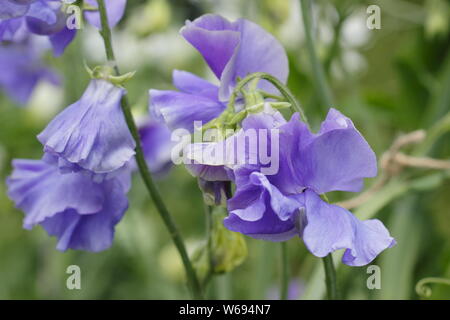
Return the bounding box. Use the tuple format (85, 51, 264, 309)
(302, 190, 395, 266)
(297, 109, 377, 194)
(224, 171, 301, 241)
(49, 25, 77, 56)
(38, 79, 136, 173)
(180, 14, 289, 100)
(149, 89, 225, 132)
(7, 155, 130, 252)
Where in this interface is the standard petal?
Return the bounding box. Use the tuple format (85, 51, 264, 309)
(180, 14, 240, 79)
(296, 109, 377, 193)
(84, 0, 127, 29)
(38, 79, 135, 173)
(180, 14, 289, 101)
(219, 18, 289, 100)
(302, 190, 395, 266)
(149, 89, 225, 132)
(41, 178, 128, 252)
(0, 44, 60, 105)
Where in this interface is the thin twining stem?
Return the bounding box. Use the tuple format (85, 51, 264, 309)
(228, 72, 308, 124)
(96, 0, 203, 299)
(280, 242, 289, 300)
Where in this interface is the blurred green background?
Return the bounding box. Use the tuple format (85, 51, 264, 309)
(0, 0, 449, 299)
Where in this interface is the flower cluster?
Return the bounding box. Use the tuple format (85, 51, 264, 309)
(149, 14, 395, 266)
(7, 11, 395, 266)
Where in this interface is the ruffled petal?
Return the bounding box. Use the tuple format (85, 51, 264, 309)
(297, 109, 377, 193)
(224, 171, 302, 241)
(84, 0, 127, 29)
(180, 14, 240, 80)
(38, 79, 135, 173)
(41, 178, 128, 252)
(218, 18, 289, 100)
(180, 14, 289, 100)
(302, 190, 395, 266)
(149, 89, 225, 132)
(7, 156, 105, 229)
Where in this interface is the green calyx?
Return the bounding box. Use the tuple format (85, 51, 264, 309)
(84, 62, 136, 86)
(200, 72, 303, 137)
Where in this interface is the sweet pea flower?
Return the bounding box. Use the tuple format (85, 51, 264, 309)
(150, 14, 288, 132)
(195, 110, 395, 266)
(0, 0, 127, 56)
(6, 154, 130, 252)
(37, 79, 136, 177)
(149, 14, 288, 188)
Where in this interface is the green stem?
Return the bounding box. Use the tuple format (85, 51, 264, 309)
(96, 0, 203, 299)
(280, 242, 289, 300)
(300, 0, 334, 110)
(202, 203, 214, 289)
(322, 254, 339, 300)
(300, 0, 340, 300)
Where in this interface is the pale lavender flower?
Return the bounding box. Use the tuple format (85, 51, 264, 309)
(199, 110, 395, 266)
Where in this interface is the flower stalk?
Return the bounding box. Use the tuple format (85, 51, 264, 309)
(96, 0, 203, 299)
(280, 242, 289, 300)
(322, 254, 339, 299)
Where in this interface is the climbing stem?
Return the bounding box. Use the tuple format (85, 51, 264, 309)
(97, 0, 203, 299)
(280, 242, 289, 300)
(322, 254, 339, 300)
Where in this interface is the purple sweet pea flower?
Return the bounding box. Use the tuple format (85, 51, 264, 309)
(6, 154, 130, 252)
(0, 41, 59, 105)
(201, 109, 395, 266)
(0, 0, 127, 56)
(150, 14, 288, 132)
(37, 79, 136, 176)
(149, 15, 288, 185)
(180, 14, 289, 100)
